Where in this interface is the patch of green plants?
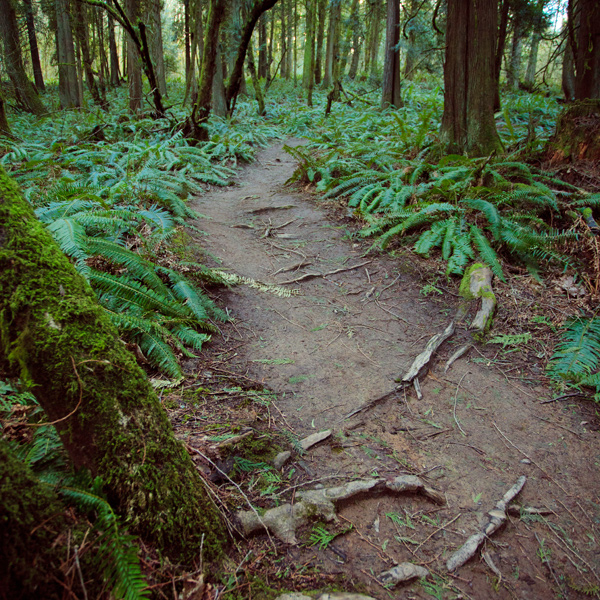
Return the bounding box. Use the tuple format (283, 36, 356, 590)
(547, 316, 600, 401)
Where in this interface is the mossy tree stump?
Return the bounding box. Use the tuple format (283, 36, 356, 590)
(0, 166, 226, 565)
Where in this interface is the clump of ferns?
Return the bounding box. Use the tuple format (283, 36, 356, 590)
(35, 196, 227, 379)
(325, 156, 579, 279)
(547, 316, 600, 402)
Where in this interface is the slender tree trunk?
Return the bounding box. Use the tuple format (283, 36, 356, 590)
(367, 0, 383, 80)
(302, 0, 316, 99)
(493, 0, 510, 111)
(190, 0, 228, 139)
(55, 0, 82, 109)
(440, 0, 503, 156)
(247, 43, 266, 114)
(314, 0, 326, 84)
(507, 21, 524, 90)
(126, 0, 143, 112)
(403, 0, 418, 79)
(184, 0, 191, 91)
(574, 0, 600, 99)
(108, 5, 121, 86)
(322, 0, 341, 88)
(148, 0, 167, 96)
(381, 0, 402, 108)
(0, 167, 227, 565)
(280, 0, 288, 78)
(348, 0, 362, 80)
(524, 0, 546, 89)
(287, 0, 293, 80)
(23, 0, 46, 92)
(73, 0, 107, 108)
(96, 8, 110, 98)
(0, 0, 47, 115)
(258, 13, 268, 78)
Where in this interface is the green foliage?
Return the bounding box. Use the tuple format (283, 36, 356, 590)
(547, 317, 600, 401)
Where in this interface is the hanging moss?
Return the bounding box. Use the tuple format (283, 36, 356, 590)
(0, 166, 227, 565)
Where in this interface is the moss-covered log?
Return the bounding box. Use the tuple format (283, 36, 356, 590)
(0, 166, 226, 565)
(0, 442, 66, 599)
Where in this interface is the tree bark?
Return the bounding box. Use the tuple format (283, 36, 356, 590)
(212, 44, 228, 117)
(314, 0, 326, 84)
(507, 20, 524, 90)
(302, 0, 316, 102)
(147, 0, 167, 96)
(55, 0, 83, 109)
(108, 3, 121, 86)
(225, 0, 279, 113)
(322, 0, 341, 88)
(0, 442, 68, 599)
(0, 0, 47, 115)
(126, 0, 143, 112)
(574, 0, 600, 100)
(0, 89, 12, 137)
(23, 0, 46, 92)
(403, 0, 418, 80)
(524, 0, 546, 89)
(381, 0, 402, 108)
(247, 43, 266, 115)
(493, 0, 510, 111)
(0, 166, 226, 565)
(73, 0, 108, 109)
(348, 0, 362, 80)
(366, 0, 383, 80)
(258, 12, 268, 78)
(440, 0, 504, 157)
(562, 31, 576, 101)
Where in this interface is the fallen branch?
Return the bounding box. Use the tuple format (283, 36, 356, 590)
(278, 260, 372, 285)
(446, 476, 526, 571)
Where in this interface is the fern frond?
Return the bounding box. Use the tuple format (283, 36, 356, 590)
(470, 224, 505, 281)
(46, 218, 90, 274)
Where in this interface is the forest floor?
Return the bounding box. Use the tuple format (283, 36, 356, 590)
(164, 140, 600, 599)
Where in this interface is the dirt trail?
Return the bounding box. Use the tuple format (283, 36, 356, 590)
(190, 141, 600, 599)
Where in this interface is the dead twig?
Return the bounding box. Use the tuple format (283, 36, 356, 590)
(452, 372, 468, 437)
(278, 260, 372, 285)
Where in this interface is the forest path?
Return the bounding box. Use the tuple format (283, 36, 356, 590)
(189, 141, 600, 599)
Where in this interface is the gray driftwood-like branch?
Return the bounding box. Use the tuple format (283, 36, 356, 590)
(446, 476, 526, 571)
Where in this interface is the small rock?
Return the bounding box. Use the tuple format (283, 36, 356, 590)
(273, 451, 292, 469)
(379, 563, 429, 586)
(520, 459, 532, 465)
(299, 429, 332, 451)
(275, 595, 312, 600)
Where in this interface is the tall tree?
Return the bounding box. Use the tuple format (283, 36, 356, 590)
(440, 0, 503, 156)
(55, 0, 82, 109)
(126, 0, 143, 111)
(347, 0, 363, 79)
(107, 3, 122, 85)
(147, 0, 167, 96)
(302, 0, 316, 102)
(524, 0, 547, 89)
(493, 0, 510, 111)
(0, 0, 47, 115)
(365, 0, 383, 79)
(322, 0, 342, 88)
(23, 0, 46, 92)
(381, 0, 402, 108)
(0, 88, 12, 137)
(314, 0, 327, 84)
(0, 165, 227, 566)
(403, 0, 419, 80)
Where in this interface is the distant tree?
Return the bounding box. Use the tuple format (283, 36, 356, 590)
(0, 89, 12, 137)
(523, 0, 548, 89)
(440, 0, 504, 156)
(302, 0, 316, 102)
(322, 0, 342, 88)
(381, 0, 402, 108)
(22, 0, 46, 92)
(0, 0, 47, 115)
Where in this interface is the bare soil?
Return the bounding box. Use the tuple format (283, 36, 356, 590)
(177, 141, 600, 599)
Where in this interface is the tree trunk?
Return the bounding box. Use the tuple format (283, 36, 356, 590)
(73, 0, 108, 109)
(366, 0, 383, 80)
(381, 0, 402, 108)
(440, 0, 504, 157)
(322, 0, 341, 88)
(348, 0, 362, 80)
(108, 5, 121, 86)
(493, 0, 510, 111)
(190, 0, 227, 139)
(403, 0, 418, 80)
(126, 0, 143, 112)
(148, 0, 167, 96)
(258, 13, 268, 78)
(302, 0, 316, 100)
(0, 0, 47, 115)
(247, 43, 266, 115)
(184, 0, 192, 93)
(55, 0, 82, 109)
(314, 0, 326, 84)
(280, 0, 288, 78)
(507, 21, 524, 90)
(212, 44, 228, 117)
(287, 0, 294, 79)
(23, 0, 46, 93)
(0, 442, 68, 599)
(574, 0, 600, 100)
(524, 0, 546, 89)
(0, 166, 227, 565)
(225, 0, 279, 113)
(95, 8, 110, 98)
(0, 88, 13, 137)
(562, 31, 576, 101)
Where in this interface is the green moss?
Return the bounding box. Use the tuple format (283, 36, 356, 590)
(0, 165, 227, 565)
(458, 263, 485, 300)
(220, 433, 281, 463)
